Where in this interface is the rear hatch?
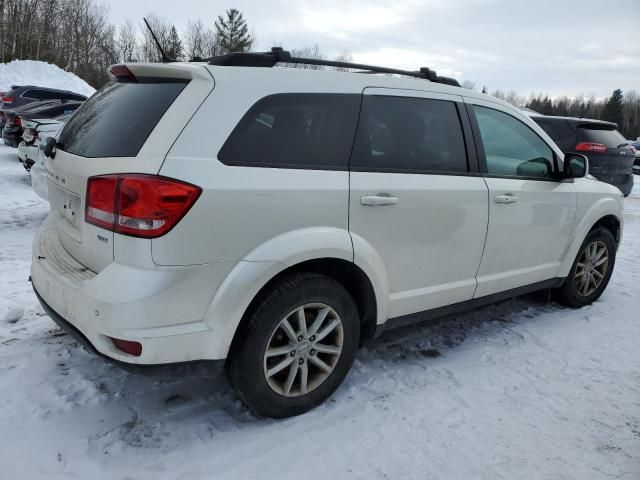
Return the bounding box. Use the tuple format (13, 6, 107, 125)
(45, 63, 214, 273)
(573, 122, 635, 183)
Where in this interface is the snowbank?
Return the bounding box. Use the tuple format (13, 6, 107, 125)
(0, 60, 95, 97)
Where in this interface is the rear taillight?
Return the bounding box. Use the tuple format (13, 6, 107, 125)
(85, 174, 201, 238)
(575, 142, 607, 153)
(1, 95, 15, 104)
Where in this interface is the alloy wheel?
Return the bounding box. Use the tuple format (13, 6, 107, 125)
(574, 240, 609, 297)
(263, 303, 344, 397)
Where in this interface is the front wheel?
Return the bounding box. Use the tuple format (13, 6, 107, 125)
(226, 273, 360, 418)
(554, 227, 617, 308)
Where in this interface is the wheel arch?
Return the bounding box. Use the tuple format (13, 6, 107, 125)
(234, 258, 379, 350)
(202, 227, 388, 359)
(558, 199, 623, 277)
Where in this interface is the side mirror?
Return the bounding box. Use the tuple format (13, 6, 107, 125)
(563, 153, 588, 178)
(43, 137, 57, 159)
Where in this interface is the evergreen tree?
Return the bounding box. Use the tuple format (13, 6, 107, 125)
(601, 89, 624, 127)
(215, 9, 254, 54)
(481, 85, 487, 94)
(166, 26, 183, 59)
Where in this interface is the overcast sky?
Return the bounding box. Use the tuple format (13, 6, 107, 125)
(107, 0, 639, 99)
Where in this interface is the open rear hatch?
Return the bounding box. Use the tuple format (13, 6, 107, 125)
(45, 63, 214, 273)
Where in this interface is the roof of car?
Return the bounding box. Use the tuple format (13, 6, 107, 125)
(529, 114, 617, 128)
(11, 85, 79, 93)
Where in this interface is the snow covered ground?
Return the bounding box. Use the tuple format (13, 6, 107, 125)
(0, 60, 95, 97)
(0, 142, 638, 479)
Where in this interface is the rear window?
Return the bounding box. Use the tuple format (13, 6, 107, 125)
(577, 125, 626, 148)
(58, 80, 187, 158)
(218, 93, 361, 170)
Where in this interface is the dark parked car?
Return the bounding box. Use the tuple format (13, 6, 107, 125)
(2, 100, 83, 147)
(1, 85, 87, 110)
(532, 115, 635, 196)
(629, 140, 640, 175)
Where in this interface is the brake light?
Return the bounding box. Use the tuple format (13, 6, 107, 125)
(2, 95, 15, 104)
(575, 142, 607, 153)
(86, 174, 201, 238)
(110, 65, 137, 83)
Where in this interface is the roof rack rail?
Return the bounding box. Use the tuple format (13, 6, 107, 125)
(206, 47, 460, 87)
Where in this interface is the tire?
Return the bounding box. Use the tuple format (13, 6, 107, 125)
(554, 227, 617, 308)
(226, 272, 360, 418)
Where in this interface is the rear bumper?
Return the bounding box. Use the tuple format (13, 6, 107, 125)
(31, 215, 236, 364)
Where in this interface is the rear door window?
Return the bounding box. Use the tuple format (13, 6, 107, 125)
(58, 80, 187, 158)
(350, 95, 469, 173)
(577, 125, 627, 148)
(218, 93, 361, 170)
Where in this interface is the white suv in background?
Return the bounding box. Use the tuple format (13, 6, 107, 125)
(32, 49, 624, 418)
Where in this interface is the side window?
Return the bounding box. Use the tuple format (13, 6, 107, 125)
(350, 95, 468, 173)
(474, 106, 555, 178)
(218, 93, 361, 170)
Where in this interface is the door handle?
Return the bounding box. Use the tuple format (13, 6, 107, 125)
(494, 193, 519, 204)
(360, 195, 399, 206)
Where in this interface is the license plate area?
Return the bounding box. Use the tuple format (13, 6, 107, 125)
(60, 191, 81, 228)
(50, 183, 82, 230)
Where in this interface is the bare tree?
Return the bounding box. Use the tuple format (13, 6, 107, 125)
(334, 50, 353, 71)
(184, 19, 206, 59)
(117, 19, 137, 63)
(461, 80, 476, 91)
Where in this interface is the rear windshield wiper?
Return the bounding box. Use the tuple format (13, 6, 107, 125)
(616, 142, 630, 148)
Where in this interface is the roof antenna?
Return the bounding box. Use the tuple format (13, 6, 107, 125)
(143, 17, 175, 63)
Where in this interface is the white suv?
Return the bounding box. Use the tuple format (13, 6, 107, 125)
(32, 49, 624, 418)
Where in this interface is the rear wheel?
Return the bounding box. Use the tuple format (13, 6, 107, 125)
(554, 227, 616, 308)
(226, 273, 360, 418)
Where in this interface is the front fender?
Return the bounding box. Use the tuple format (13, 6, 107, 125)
(558, 195, 623, 277)
(202, 227, 387, 358)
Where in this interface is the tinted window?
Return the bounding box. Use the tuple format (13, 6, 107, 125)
(532, 118, 577, 151)
(351, 96, 468, 173)
(218, 94, 360, 170)
(474, 106, 554, 178)
(22, 102, 81, 119)
(59, 80, 187, 158)
(577, 125, 626, 148)
(22, 89, 43, 99)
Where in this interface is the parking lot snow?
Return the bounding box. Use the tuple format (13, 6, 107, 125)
(0, 143, 638, 479)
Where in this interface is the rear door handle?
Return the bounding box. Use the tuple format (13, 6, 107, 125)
(360, 195, 399, 206)
(494, 193, 519, 204)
